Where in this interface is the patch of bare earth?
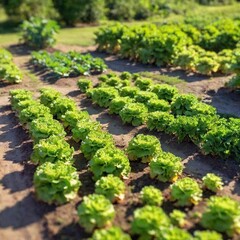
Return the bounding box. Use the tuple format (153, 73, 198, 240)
(0, 44, 239, 240)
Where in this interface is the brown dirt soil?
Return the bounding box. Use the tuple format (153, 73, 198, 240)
(0, 44, 240, 240)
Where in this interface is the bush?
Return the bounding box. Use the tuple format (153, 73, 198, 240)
(170, 177, 202, 206)
(77, 194, 115, 232)
(131, 205, 171, 239)
(20, 17, 59, 49)
(140, 186, 163, 206)
(127, 134, 162, 162)
(89, 146, 131, 180)
(149, 152, 183, 182)
(95, 175, 125, 202)
(91, 227, 131, 240)
(202, 173, 223, 192)
(201, 196, 240, 236)
(34, 161, 81, 204)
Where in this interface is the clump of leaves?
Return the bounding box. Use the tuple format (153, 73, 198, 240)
(89, 146, 131, 180)
(95, 175, 125, 202)
(134, 91, 158, 104)
(120, 71, 132, 80)
(201, 196, 240, 236)
(157, 226, 192, 240)
(10, 89, 33, 110)
(193, 230, 223, 240)
(146, 99, 170, 112)
(77, 194, 115, 233)
(39, 88, 62, 108)
(170, 210, 187, 228)
(109, 97, 133, 114)
(77, 78, 93, 93)
(131, 205, 171, 239)
(72, 120, 101, 142)
(81, 131, 114, 160)
(150, 84, 179, 102)
(120, 103, 148, 126)
(120, 86, 140, 98)
(31, 135, 74, 165)
(170, 177, 202, 206)
(101, 76, 130, 89)
(146, 111, 175, 133)
(91, 226, 131, 240)
(140, 186, 163, 206)
(202, 173, 223, 193)
(150, 152, 183, 182)
(127, 134, 162, 162)
(34, 161, 81, 205)
(135, 78, 153, 90)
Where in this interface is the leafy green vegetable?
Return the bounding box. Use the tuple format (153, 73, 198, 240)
(146, 99, 170, 112)
(95, 175, 125, 202)
(193, 230, 223, 240)
(170, 210, 187, 228)
(150, 152, 183, 182)
(108, 97, 133, 115)
(201, 196, 240, 236)
(150, 84, 179, 102)
(202, 173, 223, 192)
(40, 88, 62, 108)
(157, 226, 192, 240)
(81, 131, 114, 160)
(126, 134, 162, 162)
(77, 194, 115, 232)
(91, 227, 131, 240)
(170, 177, 202, 206)
(120, 86, 140, 98)
(131, 205, 171, 239)
(135, 77, 153, 90)
(134, 91, 158, 104)
(34, 161, 81, 205)
(31, 135, 74, 165)
(77, 78, 93, 93)
(10, 89, 33, 110)
(119, 103, 148, 126)
(89, 146, 131, 180)
(140, 186, 163, 206)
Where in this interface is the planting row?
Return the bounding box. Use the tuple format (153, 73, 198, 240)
(0, 48, 22, 84)
(95, 21, 240, 78)
(31, 50, 107, 77)
(9, 88, 240, 239)
(78, 72, 240, 161)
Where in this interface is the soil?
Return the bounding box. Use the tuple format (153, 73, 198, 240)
(0, 44, 240, 240)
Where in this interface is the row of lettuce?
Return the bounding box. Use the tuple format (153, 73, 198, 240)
(95, 20, 240, 85)
(9, 88, 240, 239)
(78, 72, 240, 161)
(0, 49, 23, 84)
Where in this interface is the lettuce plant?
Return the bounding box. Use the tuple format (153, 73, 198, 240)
(101, 77, 130, 89)
(89, 146, 131, 180)
(193, 230, 223, 240)
(77, 194, 115, 232)
(202, 173, 223, 193)
(134, 91, 158, 104)
(146, 111, 175, 133)
(13, 99, 39, 113)
(170, 210, 187, 228)
(10, 89, 33, 110)
(131, 205, 171, 239)
(190, 102, 216, 116)
(135, 78, 153, 90)
(157, 227, 192, 240)
(72, 120, 101, 142)
(170, 177, 202, 206)
(120, 71, 132, 80)
(95, 175, 125, 202)
(29, 116, 66, 143)
(150, 84, 179, 102)
(81, 131, 114, 160)
(33, 161, 81, 205)
(39, 87, 62, 108)
(91, 87, 119, 107)
(31, 135, 74, 165)
(120, 86, 140, 98)
(201, 196, 240, 236)
(150, 152, 183, 182)
(61, 110, 90, 129)
(119, 103, 148, 126)
(108, 97, 133, 114)
(91, 227, 131, 240)
(127, 134, 161, 162)
(77, 78, 93, 93)
(140, 186, 163, 206)
(146, 99, 170, 112)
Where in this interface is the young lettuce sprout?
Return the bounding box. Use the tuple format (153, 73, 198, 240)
(149, 151, 183, 182)
(202, 173, 223, 193)
(140, 186, 163, 206)
(95, 175, 126, 202)
(77, 194, 115, 233)
(127, 134, 162, 162)
(34, 161, 81, 205)
(170, 177, 202, 206)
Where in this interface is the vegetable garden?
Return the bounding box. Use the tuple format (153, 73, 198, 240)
(1, 3, 240, 240)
